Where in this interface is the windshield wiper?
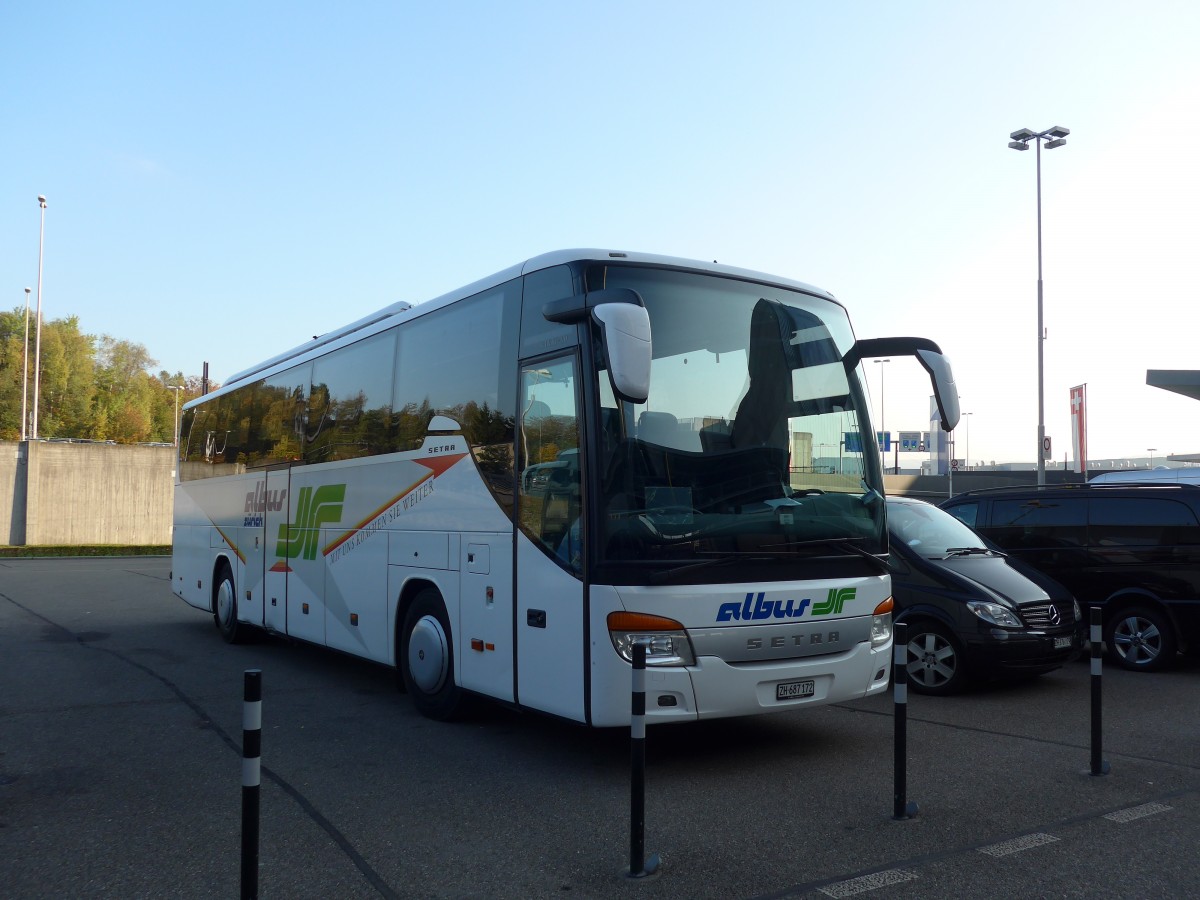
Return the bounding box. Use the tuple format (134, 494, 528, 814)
(761, 537, 889, 574)
(940, 546, 1003, 559)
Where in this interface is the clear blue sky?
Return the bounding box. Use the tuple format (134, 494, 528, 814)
(3, 2, 1198, 464)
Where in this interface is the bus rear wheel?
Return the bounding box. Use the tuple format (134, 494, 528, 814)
(213, 563, 245, 644)
(401, 589, 463, 720)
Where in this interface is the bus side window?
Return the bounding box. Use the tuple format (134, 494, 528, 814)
(518, 356, 582, 573)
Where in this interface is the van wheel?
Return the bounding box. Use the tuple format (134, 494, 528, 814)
(400, 589, 463, 720)
(213, 563, 244, 644)
(905, 623, 965, 695)
(1105, 606, 1176, 672)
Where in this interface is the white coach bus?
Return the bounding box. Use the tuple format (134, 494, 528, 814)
(172, 250, 959, 726)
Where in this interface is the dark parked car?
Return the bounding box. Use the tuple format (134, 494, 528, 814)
(887, 496, 1084, 694)
(941, 483, 1200, 671)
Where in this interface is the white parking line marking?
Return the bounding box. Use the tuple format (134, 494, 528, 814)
(978, 832, 1060, 857)
(1104, 802, 1172, 823)
(819, 869, 918, 897)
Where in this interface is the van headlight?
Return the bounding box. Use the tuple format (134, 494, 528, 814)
(967, 600, 1022, 628)
(607, 612, 696, 666)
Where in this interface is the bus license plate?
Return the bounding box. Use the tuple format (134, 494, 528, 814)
(1054, 636, 1072, 649)
(776, 680, 815, 701)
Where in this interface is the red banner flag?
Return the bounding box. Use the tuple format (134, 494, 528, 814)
(1070, 384, 1087, 474)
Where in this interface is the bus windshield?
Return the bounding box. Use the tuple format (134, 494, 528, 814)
(591, 266, 884, 582)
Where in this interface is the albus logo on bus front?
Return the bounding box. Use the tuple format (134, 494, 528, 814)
(717, 587, 856, 622)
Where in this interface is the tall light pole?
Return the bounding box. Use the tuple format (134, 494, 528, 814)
(1009, 126, 1069, 486)
(21, 287, 31, 440)
(874, 358, 890, 472)
(167, 385, 184, 447)
(32, 195, 47, 440)
(1148, 448, 1156, 469)
(961, 411, 973, 471)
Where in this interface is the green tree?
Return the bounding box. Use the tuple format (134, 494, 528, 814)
(0, 308, 34, 439)
(92, 336, 160, 442)
(0, 314, 96, 440)
(0, 308, 205, 444)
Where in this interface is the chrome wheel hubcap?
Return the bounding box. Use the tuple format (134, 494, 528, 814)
(408, 615, 448, 693)
(216, 579, 234, 627)
(907, 633, 956, 687)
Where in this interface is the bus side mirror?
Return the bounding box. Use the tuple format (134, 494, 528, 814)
(592, 302, 651, 404)
(915, 348, 960, 432)
(541, 288, 652, 404)
(846, 337, 960, 432)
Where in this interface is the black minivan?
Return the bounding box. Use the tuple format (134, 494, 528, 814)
(887, 496, 1084, 694)
(941, 483, 1200, 671)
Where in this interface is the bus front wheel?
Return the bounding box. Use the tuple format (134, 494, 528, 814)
(401, 589, 463, 720)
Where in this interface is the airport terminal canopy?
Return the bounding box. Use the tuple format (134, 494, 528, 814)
(1147, 369, 1200, 462)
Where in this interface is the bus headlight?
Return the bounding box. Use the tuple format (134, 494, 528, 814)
(607, 612, 696, 667)
(871, 597, 894, 648)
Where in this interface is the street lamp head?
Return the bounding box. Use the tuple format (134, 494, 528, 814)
(1008, 140, 1030, 151)
(1047, 126, 1070, 138)
(25, 287, 31, 295)
(1045, 138, 1067, 149)
(1010, 128, 1035, 142)
(37, 195, 46, 206)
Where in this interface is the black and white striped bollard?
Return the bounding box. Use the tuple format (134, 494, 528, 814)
(242, 669, 262, 900)
(1089, 609, 1110, 776)
(892, 622, 919, 820)
(627, 640, 661, 878)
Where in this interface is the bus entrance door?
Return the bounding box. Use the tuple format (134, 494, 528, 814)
(262, 467, 290, 633)
(513, 355, 586, 720)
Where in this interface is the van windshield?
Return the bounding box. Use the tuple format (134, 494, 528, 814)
(888, 499, 990, 557)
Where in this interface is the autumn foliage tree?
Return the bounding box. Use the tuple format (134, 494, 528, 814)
(0, 308, 202, 443)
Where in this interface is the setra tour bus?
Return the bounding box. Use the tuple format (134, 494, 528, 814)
(171, 250, 959, 726)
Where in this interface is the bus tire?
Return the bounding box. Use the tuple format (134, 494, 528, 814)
(400, 588, 463, 720)
(213, 562, 244, 644)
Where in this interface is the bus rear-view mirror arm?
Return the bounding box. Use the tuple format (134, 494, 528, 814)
(845, 337, 960, 432)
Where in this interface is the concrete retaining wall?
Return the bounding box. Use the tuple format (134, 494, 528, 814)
(1, 441, 174, 546)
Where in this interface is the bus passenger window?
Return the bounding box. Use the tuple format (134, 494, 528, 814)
(518, 356, 582, 573)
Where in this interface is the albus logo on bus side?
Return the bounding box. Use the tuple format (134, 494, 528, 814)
(717, 588, 855, 622)
(243, 481, 288, 527)
(272, 484, 347, 568)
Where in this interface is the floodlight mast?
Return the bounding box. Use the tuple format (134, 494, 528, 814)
(33, 196, 47, 441)
(1008, 126, 1070, 486)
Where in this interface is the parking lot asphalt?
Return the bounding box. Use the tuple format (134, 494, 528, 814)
(1, 557, 1197, 899)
